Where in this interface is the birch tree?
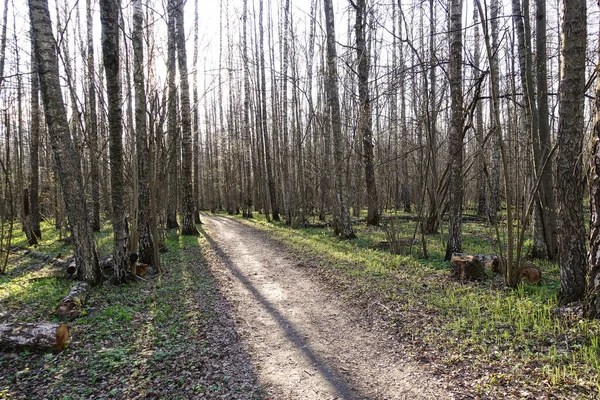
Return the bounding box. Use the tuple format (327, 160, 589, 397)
(323, 0, 355, 239)
(100, 0, 131, 281)
(29, 0, 101, 284)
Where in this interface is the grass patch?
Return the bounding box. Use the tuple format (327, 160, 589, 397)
(234, 212, 600, 399)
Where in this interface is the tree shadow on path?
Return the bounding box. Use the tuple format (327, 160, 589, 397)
(200, 218, 374, 400)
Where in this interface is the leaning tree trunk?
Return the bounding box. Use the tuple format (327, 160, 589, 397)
(586, 10, 600, 318)
(100, 0, 130, 283)
(174, 0, 199, 236)
(445, 0, 464, 260)
(132, 0, 156, 267)
(556, 0, 587, 303)
(28, 0, 101, 284)
(323, 0, 355, 239)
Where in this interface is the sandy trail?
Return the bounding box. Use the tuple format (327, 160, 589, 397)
(202, 215, 452, 400)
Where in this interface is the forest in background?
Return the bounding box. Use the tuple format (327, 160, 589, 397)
(0, 0, 600, 314)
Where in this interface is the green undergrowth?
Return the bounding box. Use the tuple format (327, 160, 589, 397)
(1, 227, 262, 399)
(234, 212, 599, 399)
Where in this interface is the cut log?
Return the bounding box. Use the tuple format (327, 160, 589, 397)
(53, 257, 76, 276)
(519, 262, 542, 284)
(0, 323, 69, 351)
(136, 263, 149, 276)
(369, 241, 390, 251)
(450, 253, 487, 281)
(468, 254, 502, 273)
(55, 282, 91, 321)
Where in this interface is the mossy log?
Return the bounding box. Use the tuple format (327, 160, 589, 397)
(55, 281, 91, 320)
(450, 254, 487, 281)
(0, 323, 69, 351)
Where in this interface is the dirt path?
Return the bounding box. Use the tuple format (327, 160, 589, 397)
(201, 215, 453, 400)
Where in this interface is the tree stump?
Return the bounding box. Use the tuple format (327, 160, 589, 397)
(519, 262, 542, 284)
(472, 254, 501, 273)
(450, 254, 487, 281)
(55, 282, 91, 321)
(0, 323, 69, 351)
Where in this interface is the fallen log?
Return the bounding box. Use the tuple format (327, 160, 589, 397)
(0, 323, 69, 351)
(53, 257, 76, 276)
(369, 238, 418, 253)
(55, 282, 91, 321)
(450, 254, 488, 281)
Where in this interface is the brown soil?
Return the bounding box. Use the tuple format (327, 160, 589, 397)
(201, 215, 453, 400)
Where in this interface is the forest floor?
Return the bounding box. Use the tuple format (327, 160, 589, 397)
(201, 214, 451, 399)
(2, 214, 599, 399)
(0, 226, 263, 399)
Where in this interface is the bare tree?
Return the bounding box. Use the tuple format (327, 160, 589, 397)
(132, 0, 157, 267)
(166, 0, 179, 229)
(29, 33, 41, 243)
(86, 0, 100, 232)
(323, 0, 355, 239)
(445, 0, 464, 260)
(174, 0, 199, 236)
(100, 0, 131, 282)
(586, 10, 600, 318)
(353, 0, 379, 226)
(556, 0, 587, 302)
(29, 0, 101, 284)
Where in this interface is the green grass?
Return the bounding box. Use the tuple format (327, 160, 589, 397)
(234, 211, 600, 399)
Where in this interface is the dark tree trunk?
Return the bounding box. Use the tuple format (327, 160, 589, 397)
(86, 0, 100, 232)
(532, 0, 558, 260)
(29, 37, 41, 242)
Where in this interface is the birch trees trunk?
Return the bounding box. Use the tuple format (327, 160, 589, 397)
(166, 0, 179, 229)
(556, 0, 587, 303)
(323, 0, 354, 239)
(28, 0, 101, 284)
(445, 0, 464, 260)
(586, 6, 600, 318)
(132, 0, 156, 267)
(100, 0, 130, 282)
(174, 0, 199, 236)
(354, 0, 379, 227)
